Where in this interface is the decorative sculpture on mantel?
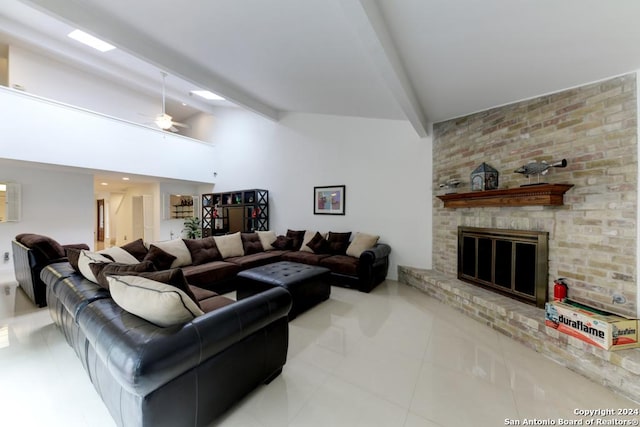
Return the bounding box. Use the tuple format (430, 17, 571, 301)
(514, 159, 567, 186)
(439, 179, 461, 193)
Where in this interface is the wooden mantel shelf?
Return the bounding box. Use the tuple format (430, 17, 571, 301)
(437, 183, 574, 208)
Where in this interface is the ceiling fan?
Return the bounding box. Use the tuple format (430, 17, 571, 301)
(153, 72, 189, 132)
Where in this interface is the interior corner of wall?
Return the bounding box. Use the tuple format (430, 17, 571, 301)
(636, 69, 640, 318)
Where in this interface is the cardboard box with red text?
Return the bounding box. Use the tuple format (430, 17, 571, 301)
(545, 300, 639, 351)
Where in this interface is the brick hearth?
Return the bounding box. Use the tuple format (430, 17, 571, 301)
(398, 266, 640, 403)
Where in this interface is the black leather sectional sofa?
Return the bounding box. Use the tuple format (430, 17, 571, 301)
(41, 261, 291, 427)
(11, 230, 391, 426)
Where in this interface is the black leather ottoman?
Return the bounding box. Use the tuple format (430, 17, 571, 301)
(236, 261, 331, 319)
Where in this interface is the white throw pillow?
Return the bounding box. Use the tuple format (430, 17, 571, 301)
(346, 232, 380, 258)
(256, 230, 277, 251)
(107, 275, 204, 327)
(98, 246, 139, 264)
(149, 239, 193, 268)
(213, 232, 245, 258)
(299, 230, 320, 253)
(78, 250, 113, 283)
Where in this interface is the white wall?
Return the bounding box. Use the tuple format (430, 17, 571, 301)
(2, 44, 434, 280)
(211, 109, 433, 279)
(8, 44, 216, 141)
(0, 164, 93, 274)
(0, 86, 218, 184)
(9, 45, 162, 124)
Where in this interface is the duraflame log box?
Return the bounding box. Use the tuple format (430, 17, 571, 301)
(545, 300, 639, 351)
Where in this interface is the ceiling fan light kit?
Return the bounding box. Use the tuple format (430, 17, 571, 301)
(154, 113, 173, 130)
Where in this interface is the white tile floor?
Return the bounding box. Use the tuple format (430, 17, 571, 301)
(1, 280, 639, 427)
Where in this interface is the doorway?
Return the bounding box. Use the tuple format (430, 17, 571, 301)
(96, 199, 105, 242)
(132, 195, 154, 243)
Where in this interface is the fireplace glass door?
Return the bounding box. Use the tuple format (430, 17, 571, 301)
(458, 227, 548, 308)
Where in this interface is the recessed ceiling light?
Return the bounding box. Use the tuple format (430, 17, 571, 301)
(191, 90, 225, 101)
(122, 177, 130, 181)
(100, 182, 108, 186)
(68, 29, 116, 52)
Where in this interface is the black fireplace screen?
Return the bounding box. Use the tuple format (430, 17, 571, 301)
(458, 227, 549, 308)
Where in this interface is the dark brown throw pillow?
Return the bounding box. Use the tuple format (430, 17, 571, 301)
(327, 231, 352, 255)
(143, 244, 177, 270)
(89, 261, 156, 289)
(271, 235, 293, 250)
(129, 268, 200, 307)
(183, 237, 221, 265)
(286, 229, 306, 250)
(241, 233, 264, 255)
(120, 238, 148, 261)
(15, 233, 66, 261)
(306, 232, 330, 254)
(66, 247, 82, 273)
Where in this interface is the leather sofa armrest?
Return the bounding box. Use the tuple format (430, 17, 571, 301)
(88, 286, 292, 397)
(190, 286, 292, 361)
(360, 243, 391, 265)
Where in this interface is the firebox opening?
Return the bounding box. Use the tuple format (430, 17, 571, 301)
(458, 227, 549, 308)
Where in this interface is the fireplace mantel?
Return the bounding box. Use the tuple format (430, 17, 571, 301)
(437, 183, 573, 208)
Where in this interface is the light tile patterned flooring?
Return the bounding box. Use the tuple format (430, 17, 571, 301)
(0, 280, 638, 426)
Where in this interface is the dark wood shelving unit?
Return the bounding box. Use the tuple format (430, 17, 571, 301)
(201, 189, 268, 236)
(437, 183, 573, 208)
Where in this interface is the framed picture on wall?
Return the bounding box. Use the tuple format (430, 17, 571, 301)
(314, 185, 345, 215)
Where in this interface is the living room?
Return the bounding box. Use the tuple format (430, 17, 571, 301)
(1, 1, 640, 426)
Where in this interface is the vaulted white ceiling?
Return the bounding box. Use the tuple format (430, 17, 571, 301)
(3, 0, 640, 137)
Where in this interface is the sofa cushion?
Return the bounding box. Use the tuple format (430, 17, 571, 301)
(346, 232, 380, 258)
(15, 233, 66, 260)
(189, 285, 217, 302)
(107, 275, 204, 327)
(183, 237, 221, 265)
(214, 232, 244, 258)
(89, 260, 156, 290)
(224, 250, 286, 269)
(199, 295, 235, 313)
(120, 238, 148, 261)
(286, 229, 306, 250)
(299, 230, 319, 253)
(327, 231, 352, 255)
(181, 261, 241, 288)
(271, 235, 293, 250)
(306, 232, 330, 254)
(150, 239, 193, 268)
(320, 255, 359, 276)
(144, 245, 177, 271)
(256, 230, 277, 251)
(98, 246, 140, 264)
(281, 251, 331, 265)
(78, 250, 113, 283)
(241, 233, 264, 255)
